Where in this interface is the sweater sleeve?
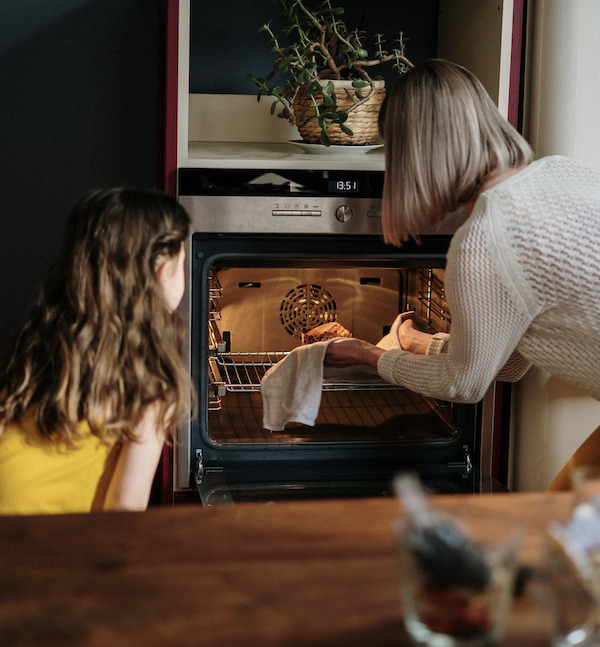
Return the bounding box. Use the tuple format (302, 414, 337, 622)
(423, 333, 532, 383)
(376, 199, 537, 402)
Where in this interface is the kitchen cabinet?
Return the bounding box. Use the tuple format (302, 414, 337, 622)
(162, 0, 525, 191)
(158, 0, 526, 503)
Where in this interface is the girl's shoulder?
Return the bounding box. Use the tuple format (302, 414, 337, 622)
(0, 411, 109, 450)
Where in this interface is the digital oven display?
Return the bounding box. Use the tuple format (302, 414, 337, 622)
(327, 179, 360, 194)
(178, 169, 383, 198)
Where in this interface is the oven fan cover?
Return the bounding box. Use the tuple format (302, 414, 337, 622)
(279, 284, 338, 338)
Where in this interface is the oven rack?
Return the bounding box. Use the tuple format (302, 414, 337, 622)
(208, 322, 226, 354)
(208, 351, 405, 397)
(208, 273, 223, 322)
(417, 269, 451, 327)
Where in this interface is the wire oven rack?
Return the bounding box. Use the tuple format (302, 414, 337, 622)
(417, 269, 451, 331)
(208, 351, 403, 399)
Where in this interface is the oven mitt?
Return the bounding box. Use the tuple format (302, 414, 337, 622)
(261, 339, 336, 431)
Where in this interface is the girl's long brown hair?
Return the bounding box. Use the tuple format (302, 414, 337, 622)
(0, 187, 192, 444)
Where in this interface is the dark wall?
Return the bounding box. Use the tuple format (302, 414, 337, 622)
(0, 0, 438, 357)
(190, 0, 439, 94)
(0, 0, 161, 357)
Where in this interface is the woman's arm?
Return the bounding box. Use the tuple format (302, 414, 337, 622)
(102, 403, 167, 512)
(324, 337, 386, 368)
(404, 315, 534, 384)
(327, 217, 536, 401)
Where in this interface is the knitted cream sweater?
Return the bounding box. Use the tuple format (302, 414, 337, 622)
(377, 156, 600, 403)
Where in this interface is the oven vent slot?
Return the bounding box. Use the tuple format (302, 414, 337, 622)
(208, 352, 405, 400)
(417, 269, 450, 330)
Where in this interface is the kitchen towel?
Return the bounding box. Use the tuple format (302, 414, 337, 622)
(261, 339, 335, 432)
(260, 313, 407, 431)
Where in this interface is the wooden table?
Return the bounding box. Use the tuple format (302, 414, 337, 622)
(0, 493, 573, 646)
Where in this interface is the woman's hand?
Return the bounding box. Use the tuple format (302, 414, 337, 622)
(398, 317, 432, 355)
(324, 338, 386, 368)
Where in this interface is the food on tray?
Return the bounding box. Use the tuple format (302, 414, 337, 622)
(302, 321, 352, 344)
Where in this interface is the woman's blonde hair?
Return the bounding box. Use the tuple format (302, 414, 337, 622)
(0, 187, 192, 444)
(379, 58, 534, 245)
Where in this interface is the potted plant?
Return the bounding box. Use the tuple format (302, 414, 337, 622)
(247, 0, 413, 146)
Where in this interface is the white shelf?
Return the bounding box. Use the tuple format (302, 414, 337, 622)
(186, 142, 385, 171)
(178, 0, 516, 171)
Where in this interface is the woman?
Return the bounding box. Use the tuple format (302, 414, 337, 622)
(0, 187, 192, 513)
(324, 59, 600, 489)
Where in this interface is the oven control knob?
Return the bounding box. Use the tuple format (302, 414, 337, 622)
(335, 205, 353, 223)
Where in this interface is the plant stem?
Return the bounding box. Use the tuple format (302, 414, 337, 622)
(308, 41, 342, 79)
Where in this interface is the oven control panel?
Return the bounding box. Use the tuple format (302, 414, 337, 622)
(179, 167, 386, 235)
(180, 194, 384, 235)
(269, 204, 382, 221)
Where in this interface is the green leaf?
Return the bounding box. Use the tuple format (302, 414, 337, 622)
(320, 129, 331, 146)
(340, 124, 354, 136)
(351, 79, 369, 88)
(307, 81, 323, 95)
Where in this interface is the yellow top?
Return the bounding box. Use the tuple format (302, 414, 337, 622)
(0, 414, 117, 515)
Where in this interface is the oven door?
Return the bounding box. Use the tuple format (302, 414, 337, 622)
(182, 232, 489, 502)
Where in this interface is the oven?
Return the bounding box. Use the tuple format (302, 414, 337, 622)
(175, 166, 507, 505)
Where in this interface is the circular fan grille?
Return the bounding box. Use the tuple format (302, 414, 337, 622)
(279, 284, 337, 337)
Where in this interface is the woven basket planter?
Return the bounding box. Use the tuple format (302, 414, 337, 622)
(292, 80, 385, 145)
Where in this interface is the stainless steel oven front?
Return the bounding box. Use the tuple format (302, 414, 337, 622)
(176, 167, 504, 504)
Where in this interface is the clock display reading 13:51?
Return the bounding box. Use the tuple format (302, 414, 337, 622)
(328, 179, 360, 194)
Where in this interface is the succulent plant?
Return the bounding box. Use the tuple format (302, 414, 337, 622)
(247, 0, 413, 145)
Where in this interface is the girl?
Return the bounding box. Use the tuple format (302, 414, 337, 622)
(324, 59, 600, 490)
(0, 187, 192, 513)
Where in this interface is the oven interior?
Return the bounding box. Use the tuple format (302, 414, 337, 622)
(207, 264, 453, 445)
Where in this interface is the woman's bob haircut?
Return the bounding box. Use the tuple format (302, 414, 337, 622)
(378, 58, 534, 245)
